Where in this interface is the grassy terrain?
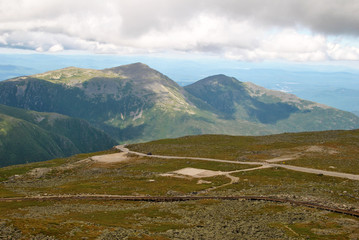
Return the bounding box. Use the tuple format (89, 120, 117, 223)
(129, 129, 359, 174)
(0, 199, 357, 239)
(0, 129, 358, 239)
(2, 154, 255, 196)
(215, 168, 359, 205)
(284, 150, 359, 175)
(32, 67, 119, 85)
(0, 149, 119, 182)
(123, 156, 255, 173)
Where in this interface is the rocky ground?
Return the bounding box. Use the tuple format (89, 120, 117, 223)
(0, 150, 358, 239)
(1, 199, 358, 239)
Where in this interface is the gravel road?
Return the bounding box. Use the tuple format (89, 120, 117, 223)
(117, 145, 359, 181)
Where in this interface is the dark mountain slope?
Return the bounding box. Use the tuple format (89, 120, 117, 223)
(0, 63, 358, 144)
(0, 104, 116, 167)
(185, 74, 299, 123)
(0, 63, 199, 142)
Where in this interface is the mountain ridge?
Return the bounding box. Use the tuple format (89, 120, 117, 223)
(0, 62, 358, 144)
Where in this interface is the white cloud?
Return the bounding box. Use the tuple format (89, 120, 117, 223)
(0, 0, 358, 61)
(327, 43, 359, 60)
(133, 14, 263, 52)
(48, 44, 64, 52)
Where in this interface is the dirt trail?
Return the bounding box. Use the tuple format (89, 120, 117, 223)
(116, 145, 264, 165)
(117, 145, 359, 181)
(228, 165, 273, 174)
(203, 165, 274, 192)
(274, 164, 359, 180)
(265, 156, 297, 163)
(198, 173, 239, 193)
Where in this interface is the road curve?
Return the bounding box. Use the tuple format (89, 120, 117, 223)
(117, 145, 359, 181)
(117, 145, 265, 165)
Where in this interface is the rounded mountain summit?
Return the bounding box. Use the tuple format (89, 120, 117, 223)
(0, 62, 358, 143)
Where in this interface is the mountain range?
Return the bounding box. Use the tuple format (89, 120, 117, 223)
(0, 62, 358, 159)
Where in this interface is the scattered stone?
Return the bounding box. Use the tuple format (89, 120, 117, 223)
(197, 179, 212, 184)
(0, 222, 22, 239)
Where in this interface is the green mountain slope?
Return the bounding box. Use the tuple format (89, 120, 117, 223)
(243, 81, 359, 132)
(0, 63, 202, 142)
(0, 63, 358, 143)
(0, 104, 116, 167)
(185, 75, 359, 131)
(184, 74, 299, 122)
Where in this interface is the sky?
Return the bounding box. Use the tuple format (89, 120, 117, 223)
(0, 0, 359, 113)
(1, 0, 359, 63)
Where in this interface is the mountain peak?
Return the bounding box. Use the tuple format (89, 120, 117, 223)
(101, 62, 181, 90)
(103, 62, 151, 74)
(118, 62, 151, 70)
(128, 62, 150, 68)
(0, 63, 359, 145)
(196, 74, 241, 86)
(186, 74, 242, 90)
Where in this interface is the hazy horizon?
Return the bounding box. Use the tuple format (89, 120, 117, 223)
(1, 0, 358, 113)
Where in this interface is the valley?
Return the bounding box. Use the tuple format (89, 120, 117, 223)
(0, 104, 116, 167)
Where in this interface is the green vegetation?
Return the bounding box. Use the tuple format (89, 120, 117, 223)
(46, 174, 227, 196)
(0, 149, 119, 181)
(185, 74, 298, 123)
(0, 104, 116, 167)
(32, 67, 119, 85)
(129, 134, 261, 160)
(0, 198, 357, 239)
(0, 63, 358, 146)
(0, 186, 22, 197)
(129, 129, 359, 174)
(287, 154, 359, 175)
(0, 129, 358, 239)
(1, 154, 239, 196)
(219, 168, 359, 204)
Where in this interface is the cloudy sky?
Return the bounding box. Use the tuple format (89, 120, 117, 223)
(1, 0, 359, 62)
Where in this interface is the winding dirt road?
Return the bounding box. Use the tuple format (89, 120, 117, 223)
(117, 145, 359, 181)
(1, 146, 359, 219)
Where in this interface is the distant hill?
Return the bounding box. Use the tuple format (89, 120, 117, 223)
(0, 104, 116, 167)
(0, 63, 358, 143)
(185, 75, 359, 132)
(0, 64, 37, 82)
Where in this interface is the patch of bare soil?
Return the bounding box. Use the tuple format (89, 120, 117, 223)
(197, 179, 212, 184)
(265, 155, 298, 163)
(90, 152, 129, 163)
(170, 167, 225, 178)
(28, 168, 52, 178)
(305, 145, 338, 154)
